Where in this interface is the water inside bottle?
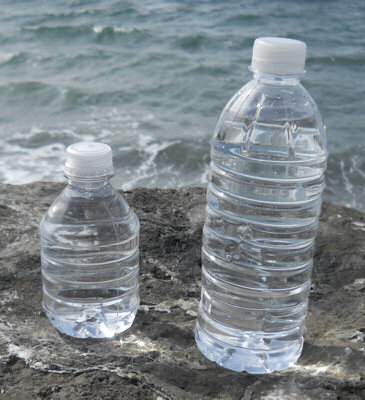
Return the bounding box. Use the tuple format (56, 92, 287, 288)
(195, 120, 326, 373)
(41, 187, 140, 339)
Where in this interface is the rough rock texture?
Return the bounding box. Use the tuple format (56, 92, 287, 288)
(0, 182, 364, 400)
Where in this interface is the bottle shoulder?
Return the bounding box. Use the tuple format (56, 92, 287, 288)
(218, 80, 323, 127)
(41, 186, 138, 226)
(40, 186, 139, 246)
(213, 79, 327, 162)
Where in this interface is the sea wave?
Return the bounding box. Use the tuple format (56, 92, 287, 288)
(0, 51, 27, 65)
(43, 8, 103, 19)
(22, 24, 93, 37)
(0, 127, 210, 189)
(326, 146, 365, 210)
(307, 55, 365, 66)
(0, 81, 60, 107)
(21, 24, 149, 43)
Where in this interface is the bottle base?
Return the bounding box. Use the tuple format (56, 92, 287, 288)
(44, 304, 138, 339)
(195, 322, 303, 374)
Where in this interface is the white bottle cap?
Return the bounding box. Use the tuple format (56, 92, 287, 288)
(251, 37, 307, 75)
(64, 141, 114, 179)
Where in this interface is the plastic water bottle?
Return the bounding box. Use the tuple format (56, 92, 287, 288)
(195, 37, 327, 373)
(40, 142, 140, 339)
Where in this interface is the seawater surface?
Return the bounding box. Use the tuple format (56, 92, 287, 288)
(0, 0, 364, 210)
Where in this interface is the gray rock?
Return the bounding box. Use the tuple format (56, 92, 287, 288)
(0, 182, 364, 400)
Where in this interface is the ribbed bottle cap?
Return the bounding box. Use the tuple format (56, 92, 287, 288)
(251, 37, 307, 75)
(64, 141, 114, 179)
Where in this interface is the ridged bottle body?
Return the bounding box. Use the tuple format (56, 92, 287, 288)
(195, 75, 327, 373)
(40, 181, 139, 339)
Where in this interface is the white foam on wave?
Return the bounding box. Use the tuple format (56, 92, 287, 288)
(119, 132, 180, 190)
(0, 141, 66, 184)
(0, 126, 96, 184)
(92, 25, 103, 34)
(340, 159, 354, 205)
(0, 52, 19, 64)
(92, 25, 138, 34)
(338, 153, 365, 210)
(0, 107, 209, 190)
(114, 130, 210, 190)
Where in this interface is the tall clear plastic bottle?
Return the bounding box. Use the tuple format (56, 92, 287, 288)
(40, 142, 139, 339)
(195, 37, 328, 373)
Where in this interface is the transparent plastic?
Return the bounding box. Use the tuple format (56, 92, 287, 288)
(40, 176, 139, 339)
(195, 70, 327, 373)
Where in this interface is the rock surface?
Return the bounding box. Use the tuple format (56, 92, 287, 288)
(0, 182, 364, 400)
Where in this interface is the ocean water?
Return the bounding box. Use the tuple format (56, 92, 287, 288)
(0, 0, 364, 210)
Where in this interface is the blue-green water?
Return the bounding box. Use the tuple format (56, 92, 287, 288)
(0, 0, 364, 210)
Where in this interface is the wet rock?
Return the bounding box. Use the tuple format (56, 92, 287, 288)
(0, 182, 364, 399)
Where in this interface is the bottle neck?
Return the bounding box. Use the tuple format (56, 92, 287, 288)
(252, 69, 302, 86)
(66, 175, 113, 192)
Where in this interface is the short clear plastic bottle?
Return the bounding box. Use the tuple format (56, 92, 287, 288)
(40, 142, 139, 339)
(195, 37, 328, 373)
